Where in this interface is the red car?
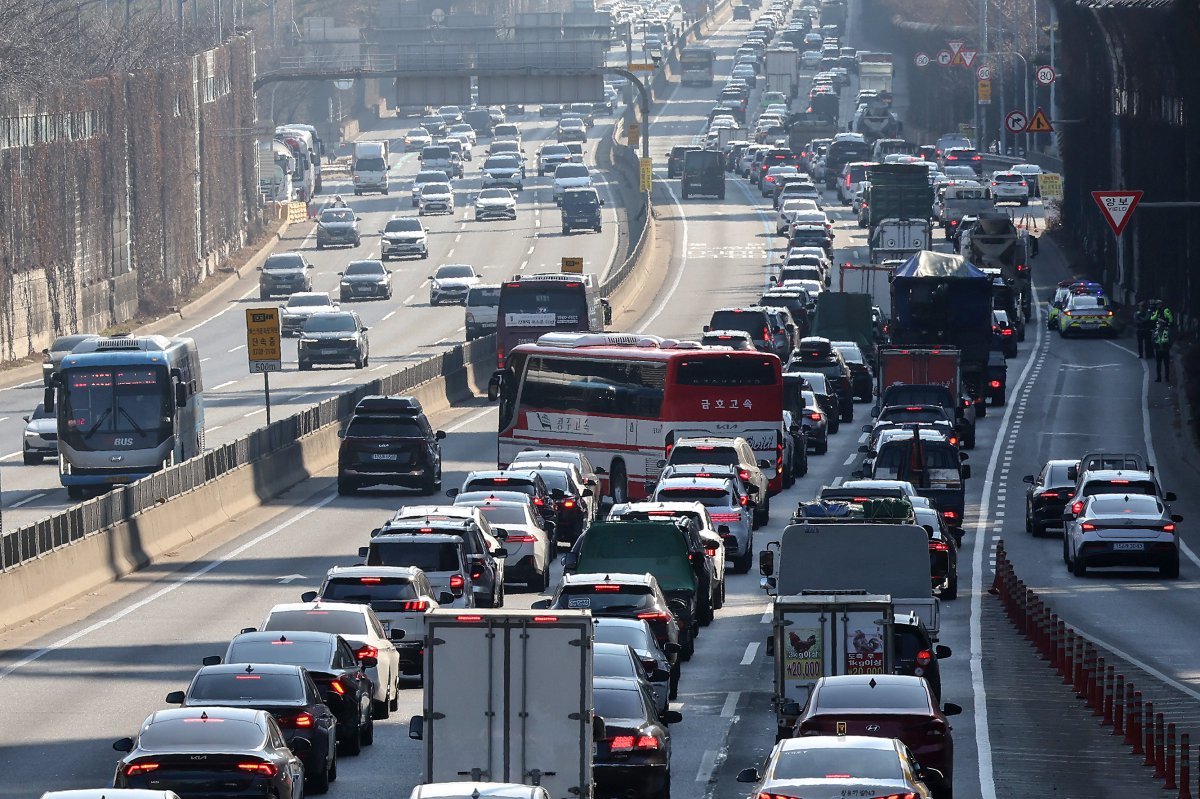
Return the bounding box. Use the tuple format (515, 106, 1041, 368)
(792, 674, 961, 799)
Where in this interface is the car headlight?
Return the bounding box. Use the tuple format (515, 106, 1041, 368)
(466, 312, 476, 324)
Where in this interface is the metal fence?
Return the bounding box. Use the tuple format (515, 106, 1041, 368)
(0, 335, 496, 571)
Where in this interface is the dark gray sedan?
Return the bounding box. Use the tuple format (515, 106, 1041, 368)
(338, 260, 392, 301)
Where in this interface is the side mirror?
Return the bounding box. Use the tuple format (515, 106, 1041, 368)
(165, 690, 186, 704)
(358, 546, 369, 558)
(493, 548, 508, 558)
(851, 469, 864, 479)
(702, 325, 711, 332)
(943, 702, 963, 716)
(337, 430, 345, 439)
(359, 656, 378, 668)
(746, 484, 759, 495)
(175, 383, 188, 408)
(240, 627, 256, 634)
(935, 644, 952, 659)
(439, 591, 455, 605)
(22, 415, 29, 423)
(858, 444, 868, 453)
(779, 700, 801, 717)
(446, 488, 460, 498)
(592, 715, 607, 742)
(1172, 514, 1184, 523)
(300, 591, 317, 602)
(759, 549, 775, 576)
(661, 709, 683, 725)
(113, 737, 135, 753)
(1165, 492, 1178, 502)
(487, 371, 503, 402)
(409, 716, 424, 740)
(959, 451, 970, 461)
(561, 552, 579, 571)
(918, 767, 945, 784)
(581, 488, 593, 497)
(202, 655, 222, 666)
(862, 424, 872, 433)
(390, 629, 406, 641)
(718, 524, 730, 534)
(757, 459, 771, 468)
(492, 527, 509, 541)
(765, 636, 775, 657)
(531, 599, 552, 610)
(551, 488, 565, 499)
(736, 767, 762, 784)
(1022, 474, 1035, 484)
(289, 737, 312, 755)
(664, 641, 681, 655)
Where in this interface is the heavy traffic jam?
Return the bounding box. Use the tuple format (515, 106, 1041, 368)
(12, 0, 1185, 798)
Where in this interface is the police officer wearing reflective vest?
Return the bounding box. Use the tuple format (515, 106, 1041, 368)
(1153, 302, 1174, 383)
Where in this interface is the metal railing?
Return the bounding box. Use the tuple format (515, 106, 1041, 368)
(0, 335, 496, 571)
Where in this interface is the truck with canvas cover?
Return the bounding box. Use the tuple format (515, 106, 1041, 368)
(408, 610, 598, 799)
(810, 292, 877, 359)
(889, 252, 992, 413)
(758, 520, 939, 636)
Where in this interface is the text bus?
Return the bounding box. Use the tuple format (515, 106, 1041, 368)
(493, 333, 785, 501)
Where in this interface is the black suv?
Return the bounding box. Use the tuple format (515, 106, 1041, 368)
(681, 149, 725, 200)
(259, 252, 314, 299)
(337, 396, 445, 495)
(788, 337, 854, 422)
(667, 145, 701, 179)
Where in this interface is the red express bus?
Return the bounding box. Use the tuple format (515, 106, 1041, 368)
(493, 333, 786, 501)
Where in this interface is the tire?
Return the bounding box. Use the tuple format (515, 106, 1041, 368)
(828, 415, 840, 434)
(942, 570, 958, 600)
(1071, 548, 1087, 577)
(299, 360, 311, 371)
(67, 485, 85, 500)
(1161, 556, 1180, 579)
(680, 629, 694, 661)
(1026, 507, 1034, 534)
(421, 470, 438, 496)
(337, 478, 357, 496)
(976, 402, 987, 418)
(609, 461, 628, 504)
(372, 694, 390, 720)
(735, 545, 754, 574)
(816, 437, 828, 455)
(361, 712, 374, 746)
(1062, 537, 1070, 566)
(316, 242, 324, 250)
(390, 688, 400, 712)
(260, 291, 270, 301)
(562, 226, 570, 235)
(712, 580, 725, 610)
(23, 451, 40, 465)
(540, 564, 552, 593)
(991, 393, 1005, 407)
(307, 752, 331, 795)
(328, 749, 337, 782)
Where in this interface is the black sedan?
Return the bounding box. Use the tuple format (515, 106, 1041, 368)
(217, 631, 375, 756)
(338, 260, 392, 302)
(165, 663, 337, 793)
(113, 707, 306, 799)
(593, 677, 681, 799)
(831, 341, 873, 401)
(594, 617, 680, 708)
(1024, 459, 1077, 536)
(315, 207, 361, 250)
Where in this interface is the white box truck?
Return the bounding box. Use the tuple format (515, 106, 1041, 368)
(352, 140, 390, 195)
(409, 610, 598, 799)
(765, 46, 800, 99)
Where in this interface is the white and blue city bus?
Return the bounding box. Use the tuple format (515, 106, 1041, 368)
(45, 335, 205, 499)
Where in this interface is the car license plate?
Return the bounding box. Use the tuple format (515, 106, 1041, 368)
(1113, 542, 1145, 551)
(372, 453, 398, 461)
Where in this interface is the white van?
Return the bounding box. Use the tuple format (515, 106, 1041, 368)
(352, 140, 390, 195)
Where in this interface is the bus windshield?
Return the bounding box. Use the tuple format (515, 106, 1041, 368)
(59, 366, 171, 452)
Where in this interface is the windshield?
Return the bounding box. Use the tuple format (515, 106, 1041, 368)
(139, 718, 265, 751)
(1089, 495, 1162, 516)
(467, 287, 501, 306)
(345, 416, 424, 437)
(556, 165, 589, 179)
(422, 183, 452, 195)
(264, 609, 367, 636)
(655, 487, 732, 507)
(873, 443, 960, 482)
(320, 209, 355, 223)
(367, 540, 462, 571)
(227, 639, 332, 670)
(479, 189, 511, 200)
(879, 408, 947, 424)
(485, 157, 519, 169)
(474, 505, 530, 525)
(263, 254, 304, 271)
(594, 651, 636, 678)
(1081, 479, 1157, 497)
(303, 315, 356, 333)
(345, 261, 384, 276)
(676, 356, 777, 385)
(288, 295, 330, 308)
(415, 171, 447, 183)
(188, 672, 305, 703)
(816, 682, 930, 711)
(385, 219, 422, 233)
(407, 129, 428, 138)
(437, 265, 475, 279)
(771, 747, 903, 780)
(423, 147, 451, 159)
(59, 366, 171, 453)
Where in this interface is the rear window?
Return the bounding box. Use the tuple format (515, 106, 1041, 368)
(354, 157, 386, 172)
(815, 682, 929, 711)
(771, 747, 903, 781)
(139, 718, 265, 751)
(474, 505, 530, 525)
(669, 446, 738, 466)
(594, 651, 637, 678)
(422, 147, 451, 159)
(708, 310, 768, 339)
(993, 173, 1024, 183)
(467, 287, 501, 306)
(594, 686, 648, 720)
(264, 609, 368, 636)
(676, 357, 777, 386)
(321, 577, 419, 603)
(188, 672, 305, 703)
(1045, 464, 1073, 486)
(367, 541, 463, 571)
(556, 584, 656, 611)
(1081, 479, 1157, 497)
(1088, 495, 1162, 516)
(878, 408, 947, 424)
(555, 165, 589, 178)
(227, 640, 331, 670)
(345, 416, 424, 438)
(655, 487, 732, 507)
(594, 624, 650, 650)
(465, 477, 535, 494)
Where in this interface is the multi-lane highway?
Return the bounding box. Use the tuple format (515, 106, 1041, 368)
(0, 107, 625, 529)
(1, 1, 1195, 798)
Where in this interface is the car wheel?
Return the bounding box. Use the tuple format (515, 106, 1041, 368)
(735, 545, 754, 574)
(328, 749, 337, 782)
(260, 291, 270, 301)
(1026, 506, 1034, 534)
(298, 360, 311, 371)
(337, 478, 357, 496)
(316, 242, 325, 250)
(540, 564, 552, 593)
(609, 460, 628, 504)
(816, 437, 828, 455)
(372, 694, 390, 720)
(680, 629, 694, 661)
(1071, 547, 1087, 577)
(713, 580, 725, 609)
(67, 485, 85, 500)
(307, 753, 331, 794)
(562, 226, 570, 235)
(23, 451, 41, 465)
(942, 570, 959, 600)
(390, 686, 400, 712)
(828, 416, 840, 434)
(361, 711, 375, 746)
(1161, 556, 1181, 579)
(1062, 537, 1070, 566)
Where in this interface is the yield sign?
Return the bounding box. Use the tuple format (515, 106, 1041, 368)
(947, 40, 964, 56)
(1092, 191, 1143, 235)
(961, 49, 978, 68)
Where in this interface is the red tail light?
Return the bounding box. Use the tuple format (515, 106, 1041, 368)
(532, 496, 545, 506)
(704, 546, 719, 557)
(740, 495, 749, 506)
(610, 735, 636, 751)
(942, 510, 959, 520)
(809, 412, 822, 421)
(359, 576, 382, 584)
(470, 565, 484, 580)
(1071, 500, 1084, 515)
(401, 600, 430, 611)
(738, 469, 751, 481)
(1041, 491, 1059, 499)
(561, 499, 577, 509)
(456, 614, 484, 621)
(990, 380, 1002, 388)
(449, 573, 465, 591)
(280, 711, 314, 729)
(1080, 522, 1096, 531)
(929, 541, 949, 552)
(1163, 524, 1177, 533)
(505, 533, 537, 543)
(915, 648, 933, 667)
(595, 584, 622, 592)
(237, 762, 278, 777)
(1001, 329, 1014, 336)
(355, 645, 378, 661)
(329, 680, 346, 696)
(125, 762, 160, 777)
(709, 512, 741, 522)
(637, 611, 672, 622)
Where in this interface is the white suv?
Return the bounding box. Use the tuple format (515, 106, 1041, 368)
(552, 163, 593, 204)
(990, 171, 1030, 204)
(665, 436, 772, 526)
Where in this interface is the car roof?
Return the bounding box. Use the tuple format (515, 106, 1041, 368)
(326, 565, 424, 580)
(594, 676, 648, 693)
(371, 532, 466, 544)
(1080, 469, 1154, 481)
(562, 571, 656, 586)
(656, 476, 732, 491)
(147, 705, 266, 725)
(231, 630, 339, 644)
(776, 734, 898, 752)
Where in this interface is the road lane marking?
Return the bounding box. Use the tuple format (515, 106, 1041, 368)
(383, 310, 397, 321)
(695, 749, 718, 782)
(11, 492, 46, 508)
(720, 691, 740, 718)
(242, 408, 265, 418)
(229, 344, 246, 353)
(760, 609, 772, 624)
(842, 453, 857, 465)
(740, 642, 758, 665)
(212, 380, 238, 391)
(0, 489, 341, 681)
(447, 406, 494, 432)
(332, 376, 355, 385)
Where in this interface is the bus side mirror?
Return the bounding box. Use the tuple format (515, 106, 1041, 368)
(488, 371, 503, 402)
(759, 549, 774, 576)
(44, 385, 55, 413)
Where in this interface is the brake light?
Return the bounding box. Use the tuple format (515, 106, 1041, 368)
(280, 712, 314, 729)
(456, 614, 484, 621)
(705, 546, 719, 557)
(990, 380, 1001, 388)
(532, 615, 560, 622)
(610, 735, 636, 751)
(709, 512, 741, 522)
(533, 496, 545, 506)
(1001, 328, 1014, 336)
(738, 469, 751, 481)
(1163, 524, 1177, 533)
(329, 680, 346, 696)
(1111, 479, 1130, 484)
(562, 499, 577, 509)
(809, 412, 821, 421)
(506, 533, 537, 543)
(1071, 500, 1084, 515)
(1041, 491, 1059, 499)
(360, 577, 382, 584)
(930, 541, 949, 552)
(740, 495, 749, 507)
(237, 762, 278, 777)
(449, 574, 465, 594)
(125, 762, 160, 776)
(470, 565, 484, 580)
(1080, 522, 1096, 531)
(595, 584, 622, 592)
(915, 648, 933, 666)
(355, 645, 378, 660)
(401, 600, 430, 611)
(637, 611, 672, 622)
(942, 510, 959, 520)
